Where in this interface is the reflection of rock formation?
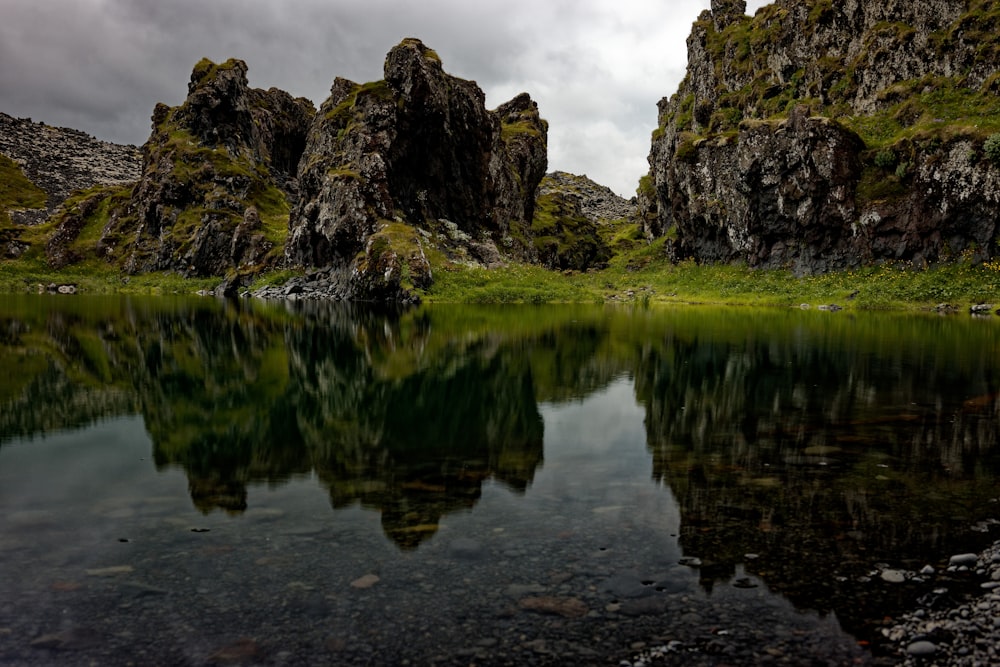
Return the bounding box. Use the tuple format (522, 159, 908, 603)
(287, 304, 544, 549)
(0, 298, 548, 547)
(635, 315, 1000, 639)
(0, 302, 142, 440)
(4, 299, 1000, 577)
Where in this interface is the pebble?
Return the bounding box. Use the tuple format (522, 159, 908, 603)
(518, 596, 589, 618)
(349, 574, 380, 589)
(881, 569, 906, 583)
(906, 640, 937, 657)
(949, 553, 978, 567)
(886, 539, 1000, 665)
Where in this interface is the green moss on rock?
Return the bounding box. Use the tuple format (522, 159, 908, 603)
(0, 154, 47, 226)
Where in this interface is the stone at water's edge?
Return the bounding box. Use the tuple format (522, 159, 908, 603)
(906, 640, 937, 657)
(949, 553, 979, 567)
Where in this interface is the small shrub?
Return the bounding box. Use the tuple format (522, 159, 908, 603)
(874, 149, 898, 170)
(984, 133, 1000, 166)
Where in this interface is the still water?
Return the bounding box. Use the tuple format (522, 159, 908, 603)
(1, 295, 998, 665)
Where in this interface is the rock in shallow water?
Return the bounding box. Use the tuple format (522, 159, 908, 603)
(906, 640, 937, 657)
(949, 553, 978, 567)
(518, 596, 588, 618)
(881, 569, 906, 583)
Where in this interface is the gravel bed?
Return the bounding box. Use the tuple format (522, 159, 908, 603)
(881, 539, 1000, 666)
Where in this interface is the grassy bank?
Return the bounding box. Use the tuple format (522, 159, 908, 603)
(0, 256, 218, 295)
(422, 240, 1000, 310)
(1, 239, 998, 309)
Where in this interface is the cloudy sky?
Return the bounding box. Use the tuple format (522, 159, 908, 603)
(0, 0, 771, 196)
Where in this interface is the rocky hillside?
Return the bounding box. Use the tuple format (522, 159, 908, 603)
(643, 0, 1000, 274)
(0, 112, 141, 224)
(530, 171, 636, 272)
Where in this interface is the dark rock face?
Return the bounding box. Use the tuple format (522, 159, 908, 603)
(6, 42, 549, 300)
(645, 0, 1000, 273)
(665, 106, 866, 273)
(112, 59, 315, 277)
(287, 38, 547, 299)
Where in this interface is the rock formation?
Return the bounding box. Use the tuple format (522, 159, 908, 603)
(109, 59, 315, 278)
(643, 0, 1000, 273)
(24, 59, 316, 276)
(6, 40, 549, 301)
(286, 38, 547, 301)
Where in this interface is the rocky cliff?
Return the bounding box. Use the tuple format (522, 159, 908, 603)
(285, 38, 547, 301)
(643, 0, 1000, 274)
(106, 59, 316, 278)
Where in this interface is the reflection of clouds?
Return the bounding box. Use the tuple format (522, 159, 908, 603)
(535, 376, 683, 540)
(540, 376, 645, 458)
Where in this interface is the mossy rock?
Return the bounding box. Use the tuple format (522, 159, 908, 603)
(531, 193, 611, 272)
(0, 154, 47, 227)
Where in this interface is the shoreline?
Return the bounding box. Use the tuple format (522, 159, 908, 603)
(2, 259, 1000, 314)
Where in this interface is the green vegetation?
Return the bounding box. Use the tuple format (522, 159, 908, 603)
(325, 80, 394, 124)
(985, 133, 1000, 165)
(529, 193, 610, 272)
(0, 154, 47, 226)
(500, 120, 544, 142)
(420, 238, 1000, 309)
(190, 57, 244, 87)
(0, 259, 218, 294)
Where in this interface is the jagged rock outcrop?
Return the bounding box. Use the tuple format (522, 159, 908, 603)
(106, 59, 315, 278)
(539, 171, 636, 223)
(6, 42, 555, 299)
(644, 0, 1000, 273)
(0, 112, 141, 224)
(286, 38, 547, 300)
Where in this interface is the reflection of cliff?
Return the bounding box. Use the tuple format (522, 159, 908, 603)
(0, 304, 139, 439)
(287, 304, 544, 548)
(0, 298, 549, 548)
(4, 300, 1000, 568)
(635, 314, 1000, 638)
(138, 302, 304, 513)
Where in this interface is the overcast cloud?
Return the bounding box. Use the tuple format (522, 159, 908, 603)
(0, 0, 771, 195)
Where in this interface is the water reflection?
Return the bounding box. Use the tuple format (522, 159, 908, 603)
(1, 297, 999, 623)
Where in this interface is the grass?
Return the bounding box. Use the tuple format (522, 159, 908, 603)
(419, 239, 1000, 309)
(0, 154, 47, 226)
(0, 256, 218, 295)
(3, 222, 996, 309)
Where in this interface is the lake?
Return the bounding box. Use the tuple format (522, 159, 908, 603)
(1, 295, 998, 665)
